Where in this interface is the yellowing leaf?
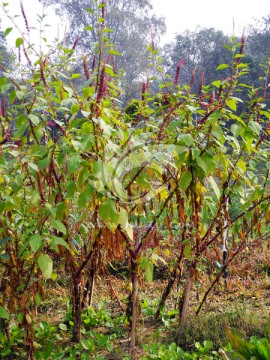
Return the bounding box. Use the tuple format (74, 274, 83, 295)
(38, 254, 53, 279)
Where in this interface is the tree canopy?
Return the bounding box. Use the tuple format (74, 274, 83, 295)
(39, 0, 166, 104)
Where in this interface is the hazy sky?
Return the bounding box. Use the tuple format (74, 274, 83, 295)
(1, 0, 269, 48)
(152, 0, 269, 41)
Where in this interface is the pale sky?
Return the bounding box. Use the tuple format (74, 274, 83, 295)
(152, 0, 270, 41)
(1, 0, 269, 49)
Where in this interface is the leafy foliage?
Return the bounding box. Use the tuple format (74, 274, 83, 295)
(0, 1, 269, 359)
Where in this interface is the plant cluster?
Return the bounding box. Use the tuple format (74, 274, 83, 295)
(0, 1, 269, 359)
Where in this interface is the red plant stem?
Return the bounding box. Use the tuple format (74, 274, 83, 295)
(157, 101, 182, 140)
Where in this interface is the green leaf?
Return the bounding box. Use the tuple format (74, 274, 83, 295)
(4, 27, 13, 37)
(179, 170, 192, 191)
(38, 254, 53, 279)
(0, 201, 5, 214)
(51, 219, 67, 235)
(51, 236, 70, 250)
(98, 199, 120, 230)
(71, 73, 82, 79)
(28, 114, 40, 125)
(196, 153, 216, 173)
(226, 98, 237, 111)
(35, 293, 42, 306)
(80, 339, 89, 349)
(78, 184, 94, 209)
(208, 176, 220, 198)
(216, 63, 229, 70)
(248, 121, 261, 135)
(85, 8, 94, 13)
(15, 37, 23, 47)
(107, 49, 121, 56)
(140, 257, 154, 282)
(59, 323, 68, 331)
(66, 181, 76, 198)
(184, 245, 192, 260)
(0, 307, 9, 320)
(30, 190, 41, 206)
(29, 234, 43, 252)
(43, 342, 53, 359)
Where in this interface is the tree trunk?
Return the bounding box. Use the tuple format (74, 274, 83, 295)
(81, 267, 95, 310)
(130, 258, 139, 350)
(155, 264, 178, 320)
(72, 275, 82, 342)
(178, 265, 192, 340)
(25, 324, 35, 360)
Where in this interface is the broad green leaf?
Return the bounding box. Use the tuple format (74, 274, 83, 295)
(35, 293, 42, 306)
(71, 73, 82, 79)
(15, 37, 23, 47)
(237, 159, 246, 172)
(30, 190, 41, 206)
(107, 49, 121, 56)
(28, 114, 40, 125)
(0, 307, 9, 320)
(38, 254, 53, 279)
(140, 257, 154, 282)
(29, 234, 43, 252)
(4, 27, 13, 37)
(226, 98, 237, 111)
(216, 63, 229, 70)
(179, 170, 192, 192)
(51, 236, 70, 250)
(63, 86, 73, 98)
(78, 184, 94, 209)
(0, 201, 5, 214)
(16, 91, 25, 100)
(66, 181, 76, 198)
(229, 113, 245, 125)
(67, 154, 80, 175)
(208, 176, 220, 198)
(196, 153, 216, 173)
(51, 219, 67, 235)
(43, 342, 53, 359)
(85, 8, 94, 13)
(184, 245, 192, 260)
(98, 199, 119, 229)
(248, 121, 261, 135)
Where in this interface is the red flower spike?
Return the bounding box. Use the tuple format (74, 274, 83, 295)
(83, 56, 90, 80)
(151, 30, 155, 51)
(18, 47, 21, 63)
(199, 71, 204, 96)
(142, 82, 146, 100)
(189, 66, 197, 88)
(72, 36, 79, 51)
(239, 34, 245, 55)
(20, 1, 30, 33)
(39, 58, 48, 90)
(92, 55, 96, 71)
(23, 40, 32, 67)
(101, 0, 106, 26)
(97, 63, 106, 103)
(174, 58, 186, 85)
(237, 33, 245, 64)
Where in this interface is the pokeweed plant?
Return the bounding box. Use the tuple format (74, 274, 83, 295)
(0, 0, 130, 356)
(0, 1, 269, 359)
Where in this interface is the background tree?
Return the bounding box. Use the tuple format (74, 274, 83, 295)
(165, 27, 232, 92)
(39, 0, 166, 104)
